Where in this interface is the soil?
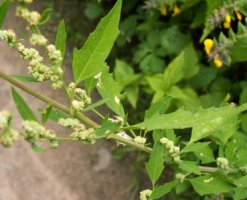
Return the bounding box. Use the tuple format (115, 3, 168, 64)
(0, 4, 133, 200)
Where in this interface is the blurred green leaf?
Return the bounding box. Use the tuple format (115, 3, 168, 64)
(0, 0, 10, 28)
(55, 20, 67, 61)
(11, 88, 38, 122)
(150, 181, 177, 199)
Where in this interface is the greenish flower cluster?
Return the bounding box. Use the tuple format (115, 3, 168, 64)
(29, 33, 48, 46)
(16, 6, 40, 25)
(46, 44, 62, 65)
(22, 120, 55, 142)
(175, 173, 186, 183)
(58, 118, 80, 129)
(0, 111, 19, 147)
(0, 29, 64, 89)
(160, 137, 181, 163)
(68, 82, 92, 114)
(140, 189, 152, 200)
(70, 124, 95, 144)
(133, 136, 146, 144)
(216, 157, 230, 171)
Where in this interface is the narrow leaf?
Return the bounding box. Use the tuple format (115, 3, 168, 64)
(12, 75, 38, 82)
(0, 0, 10, 28)
(145, 141, 165, 186)
(38, 108, 69, 122)
(41, 105, 52, 125)
(11, 88, 38, 122)
(94, 117, 121, 136)
(55, 20, 67, 59)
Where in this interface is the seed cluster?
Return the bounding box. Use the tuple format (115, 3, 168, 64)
(160, 137, 181, 163)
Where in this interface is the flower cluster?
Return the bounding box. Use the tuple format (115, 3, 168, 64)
(68, 82, 92, 114)
(204, 39, 230, 68)
(46, 44, 62, 65)
(160, 4, 181, 16)
(133, 136, 146, 144)
(175, 173, 186, 183)
(160, 137, 181, 163)
(140, 189, 152, 200)
(58, 118, 80, 129)
(30, 33, 48, 46)
(16, 6, 40, 25)
(71, 124, 95, 144)
(0, 111, 19, 147)
(216, 157, 229, 171)
(22, 120, 55, 142)
(0, 29, 64, 89)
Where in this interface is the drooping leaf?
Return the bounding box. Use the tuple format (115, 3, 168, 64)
(96, 67, 125, 118)
(11, 88, 38, 122)
(0, 0, 10, 28)
(73, 0, 122, 83)
(150, 181, 177, 199)
(38, 8, 52, 25)
(55, 20, 67, 60)
(145, 141, 165, 186)
(189, 175, 233, 196)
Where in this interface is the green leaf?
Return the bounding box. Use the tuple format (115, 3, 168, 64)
(41, 105, 52, 125)
(94, 117, 121, 137)
(145, 96, 172, 120)
(84, 2, 103, 20)
(38, 108, 69, 122)
(125, 86, 139, 108)
(96, 67, 125, 118)
(179, 161, 201, 175)
(189, 175, 233, 196)
(73, 0, 122, 83)
(234, 176, 247, 188)
(11, 88, 38, 122)
(194, 144, 215, 164)
(181, 142, 211, 153)
(150, 181, 177, 199)
(55, 20, 67, 60)
(145, 141, 165, 186)
(38, 8, 52, 25)
(231, 33, 247, 62)
(31, 143, 46, 153)
(82, 98, 109, 112)
(12, 75, 38, 82)
(233, 187, 247, 200)
(134, 104, 247, 143)
(0, 0, 10, 28)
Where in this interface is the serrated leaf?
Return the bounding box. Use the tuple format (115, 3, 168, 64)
(189, 175, 233, 196)
(73, 0, 122, 83)
(55, 20, 67, 60)
(150, 181, 177, 199)
(96, 67, 125, 118)
(179, 161, 201, 175)
(11, 88, 38, 122)
(133, 104, 247, 143)
(145, 141, 165, 186)
(0, 0, 10, 28)
(145, 96, 172, 120)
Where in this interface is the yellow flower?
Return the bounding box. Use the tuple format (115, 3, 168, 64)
(204, 39, 214, 55)
(223, 14, 231, 29)
(161, 5, 167, 16)
(214, 58, 223, 68)
(236, 11, 242, 21)
(173, 5, 181, 16)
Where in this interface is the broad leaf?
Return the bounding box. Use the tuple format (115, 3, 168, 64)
(73, 0, 122, 83)
(181, 142, 211, 153)
(0, 0, 10, 28)
(145, 141, 165, 186)
(194, 144, 215, 164)
(150, 181, 177, 199)
(234, 176, 247, 188)
(11, 88, 38, 122)
(179, 161, 201, 175)
(189, 175, 233, 196)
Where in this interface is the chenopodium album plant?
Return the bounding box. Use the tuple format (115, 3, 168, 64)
(1, 0, 247, 199)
